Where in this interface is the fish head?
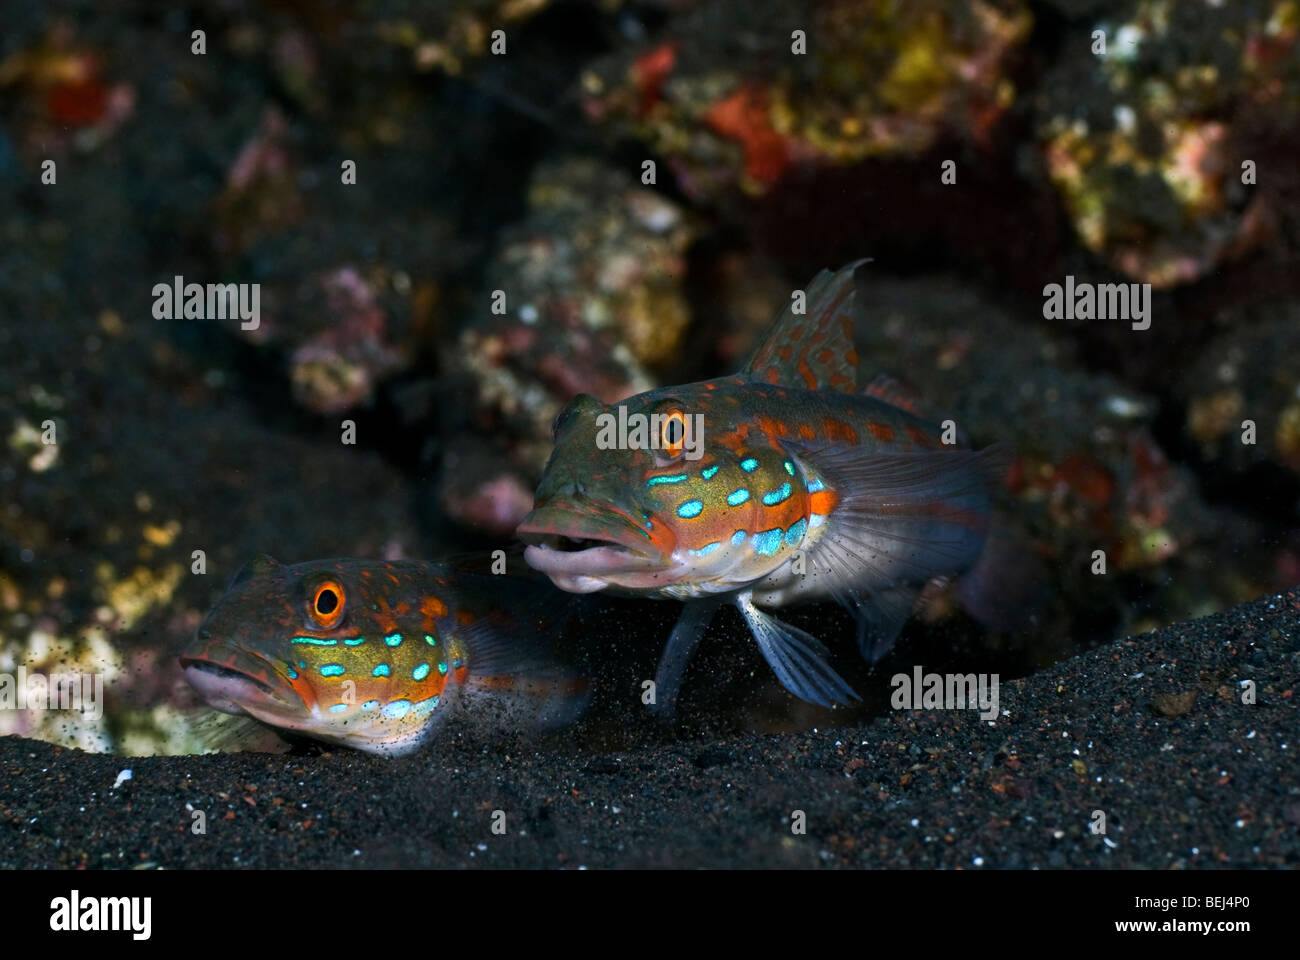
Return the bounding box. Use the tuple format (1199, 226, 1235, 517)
(180, 556, 457, 755)
(519, 384, 813, 598)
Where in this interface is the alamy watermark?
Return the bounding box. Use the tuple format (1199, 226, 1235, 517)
(890, 666, 999, 721)
(50, 890, 151, 940)
(152, 275, 260, 330)
(595, 406, 705, 460)
(0, 668, 104, 720)
(1043, 275, 1151, 330)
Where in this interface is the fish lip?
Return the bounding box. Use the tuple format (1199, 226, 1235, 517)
(516, 502, 663, 561)
(179, 655, 278, 695)
(181, 647, 297, 716)
(523, 542, 663, 580)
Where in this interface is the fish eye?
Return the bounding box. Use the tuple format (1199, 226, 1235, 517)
(659, 410, 687, 460)
(309, 580, 345, 629)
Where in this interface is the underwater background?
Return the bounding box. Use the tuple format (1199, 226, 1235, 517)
(1, 0, 1298, 777)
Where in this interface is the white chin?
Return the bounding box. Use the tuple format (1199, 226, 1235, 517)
(549, 573, 611, 594)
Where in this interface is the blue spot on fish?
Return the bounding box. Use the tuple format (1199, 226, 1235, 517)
(763, 482, 792, 506)
(413, 663, 430, 681)
(646, 474, 687, 486)
(320, 664, 345, 677)
(285, 663, 298, 679)
(329, 703, 349, 714)
(785, 518, 807, 545)
(678, 499, 704, 518)
(424, 634, 437, 647)
(373, 664, 391, 678)
(740, 457, 758, 472)
(691, 541, 722, 557)
(362, 700, 379, 710)
(752, 527, 784, 556)
(438, 662, 448, 675)
(382, 699, 412, 719)
(384, 633, 403, 647)
(731, 529, 747, 546)
(702, 465, 719, 480)
(413, 695, 441, 717)
(784, 461, 795, 476)
(727, 488, 750, 506)
(290, 637, 336, 646)
(806, 477, 824, 493)
(343, 636, 366, 646)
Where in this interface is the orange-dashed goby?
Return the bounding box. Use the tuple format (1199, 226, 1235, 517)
(518, 261, 1004, 713)
(181, 556, 588, 756)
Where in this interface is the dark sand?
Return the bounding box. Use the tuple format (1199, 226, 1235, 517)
(1, 590, 1296, 869)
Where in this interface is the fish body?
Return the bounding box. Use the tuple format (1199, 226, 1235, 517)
(518, 261, 1003, 711)
(181, 556, 587, 756)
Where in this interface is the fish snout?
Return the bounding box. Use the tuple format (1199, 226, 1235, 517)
(180, 642, 296, 716)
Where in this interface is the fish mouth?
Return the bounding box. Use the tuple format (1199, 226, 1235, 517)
(180, 645, 298, 718)
(517, 501, 673, 593)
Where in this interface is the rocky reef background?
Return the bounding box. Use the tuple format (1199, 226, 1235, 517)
(1, 0, 1298, 755)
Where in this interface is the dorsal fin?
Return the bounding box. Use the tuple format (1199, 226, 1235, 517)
(741, 260, 867, 393)
(863, 373, 926, 417)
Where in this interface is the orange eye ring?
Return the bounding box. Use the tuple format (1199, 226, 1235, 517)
(309, 581, 345, 629)
(660, 411, 688, 458)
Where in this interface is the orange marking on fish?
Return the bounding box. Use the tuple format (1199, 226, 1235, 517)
(906, 424, 933, 446)
(456, 610, 475, 625)
(823, 419, 859, 444)
(798, 423, 815, 440)
(287, 672, 319, 710)
(757, 415, 790, 438)
(810, 489, 839, 515)
(797, 359, 817, 389)
(372, 598, 399, 634)
(764, 366, 781, 384)
(473, 675, 519, 692)
(421, 595, 448, 620)
(867, 420, 895, 442)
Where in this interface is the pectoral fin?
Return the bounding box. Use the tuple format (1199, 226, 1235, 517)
(736, 593, 860, 707)
(785, 440, 1007, 662)
(649, 599, 721, 718)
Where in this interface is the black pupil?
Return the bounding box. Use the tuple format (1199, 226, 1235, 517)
(666, 419, 682, 443)
(316, 589, 338, 615)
